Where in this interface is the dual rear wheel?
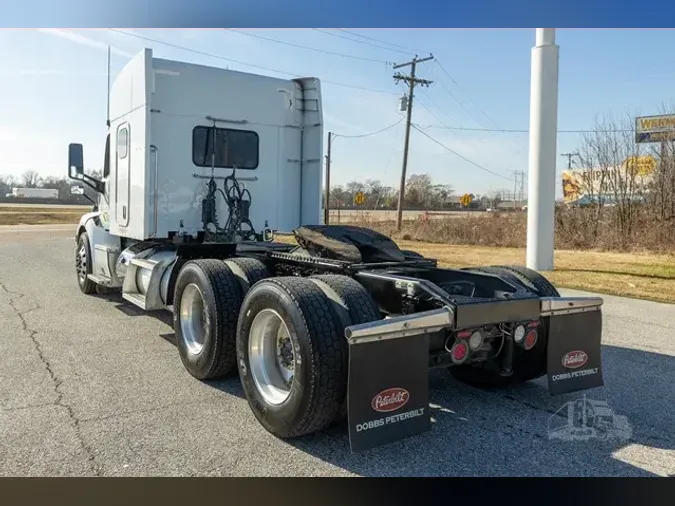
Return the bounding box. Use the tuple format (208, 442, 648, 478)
(171, 258, 381, 438)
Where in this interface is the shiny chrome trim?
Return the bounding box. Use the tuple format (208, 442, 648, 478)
(191, 172, 258, 182)
(540, 296, 604, 316)
(346, 306, 454, 344)
(149, 144, 158, 238)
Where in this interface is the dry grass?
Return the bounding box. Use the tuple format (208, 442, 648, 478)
(0, 212, 83, 225)
(274, 233, 675, 303)
(396, 241, 675, 303)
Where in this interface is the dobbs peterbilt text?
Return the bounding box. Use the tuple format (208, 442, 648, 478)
(551, 367, 599, 382)
(355, 407, 426, 432)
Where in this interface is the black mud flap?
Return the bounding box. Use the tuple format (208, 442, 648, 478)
(546, 309, 604, 395)
(347, 334, 431, 452)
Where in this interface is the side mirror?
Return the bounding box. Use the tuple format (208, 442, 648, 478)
(70, 185, 84, 195)
(68, 143, 84, 179)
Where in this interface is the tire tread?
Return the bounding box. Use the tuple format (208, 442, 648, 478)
(181, 259, 244, 379)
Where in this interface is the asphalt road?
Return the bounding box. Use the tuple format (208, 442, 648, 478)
(1, 225, 674, 477)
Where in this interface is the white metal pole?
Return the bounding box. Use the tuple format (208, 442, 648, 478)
(526, 28, 559, 271)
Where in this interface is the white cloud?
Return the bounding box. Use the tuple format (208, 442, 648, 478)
(37, 29, 133, 58)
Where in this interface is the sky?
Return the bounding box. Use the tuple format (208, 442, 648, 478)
(1, 28, 675, 197)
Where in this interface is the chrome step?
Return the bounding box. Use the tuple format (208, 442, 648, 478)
(87, 274, 112, 285)
(122, 292, 148, 310)
(130, 258, 159, 270)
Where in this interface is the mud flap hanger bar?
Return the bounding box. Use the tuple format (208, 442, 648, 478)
(345, 296, 605, 342)
(540, 296, 604, 316)
(345, 306, 455, 344)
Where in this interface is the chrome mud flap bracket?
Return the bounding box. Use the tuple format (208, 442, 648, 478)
(343, 307, 454, 452)
(542, 297, 605, 396)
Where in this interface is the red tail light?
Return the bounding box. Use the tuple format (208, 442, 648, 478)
(451, 341, 469, 364)
(523, 330, 538, 350)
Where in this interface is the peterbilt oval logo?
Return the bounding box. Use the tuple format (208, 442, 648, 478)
(562, 350, 588, 369)
(371, 388, 409, 413)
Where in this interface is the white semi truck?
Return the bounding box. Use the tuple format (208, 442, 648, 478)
(68, 48, 606, 451)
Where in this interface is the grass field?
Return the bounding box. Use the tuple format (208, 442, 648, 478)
(0, 206, 87, 225)
(2, 206, 673, 303)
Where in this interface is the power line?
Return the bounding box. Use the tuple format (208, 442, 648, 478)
(418, 124, 636, 133)
(418, 89, 460, 124)
(335, 29, 430, 55)
(435, 60, 501, 129)
(429, 64, 483, 127)
(333, 118, 404, 139)
(411, 124, 513, 182)
(432, 59, 529, 159)
(108, 29, 399, 96)
(416, 91, 487, 155)
(225, 29, 391, 64)
(311, 29, 413, 56)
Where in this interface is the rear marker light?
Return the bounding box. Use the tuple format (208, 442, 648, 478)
(456, 330, 472, 339)
(451, 341, 469, 363)
(513, 324, 526, 343)
(523, 330, 538, 350)
(468, 330, 483, 351)
(527, 321, 539, 328)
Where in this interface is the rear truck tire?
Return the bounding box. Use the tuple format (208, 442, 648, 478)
(223, 257, 271, 294)
(450, 265, 559, 389)
(309, 274, 382, 420)
(460, 265, 529, 293)
(173, 259, 245, 380)
(75, 232, 97, 294)
(236, 277, 347, 439)
(489, 264, 560, 297)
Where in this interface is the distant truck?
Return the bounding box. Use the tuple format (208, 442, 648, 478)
(9, 187, 59, 199)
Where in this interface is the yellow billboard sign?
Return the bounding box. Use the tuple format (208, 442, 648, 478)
(561, 170, 584, 202)
(623, 155, 656, 176)
(636, 114, 675, 143)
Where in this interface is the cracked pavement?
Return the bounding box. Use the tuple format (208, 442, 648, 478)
(1, 224, 675, 476)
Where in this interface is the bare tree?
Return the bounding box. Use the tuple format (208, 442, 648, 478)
(643, 101, 675, 224)
(41, 176, 72, 199)
(21, 170, 42, 188)
(573, 110, 644, 248)
(0, 175, 16, 196)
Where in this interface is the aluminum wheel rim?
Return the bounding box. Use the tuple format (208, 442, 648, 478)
(76, 243, 87, 284)
(180, 283, 207, 356)
(248, 309, 295, 405)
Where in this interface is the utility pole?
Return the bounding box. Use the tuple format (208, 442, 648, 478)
(324, 132, 333, 224)
(560, 152, 579, 170)
(393, 54, 434, 231)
